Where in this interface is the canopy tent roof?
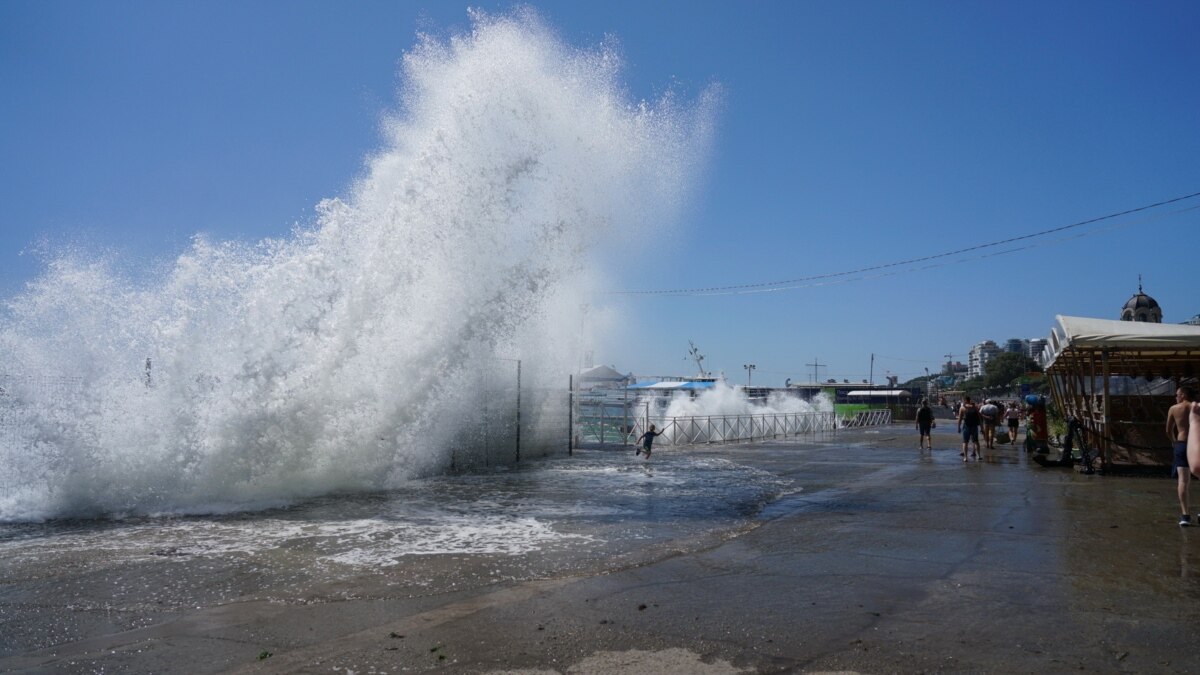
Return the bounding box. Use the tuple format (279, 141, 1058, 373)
(1041, 315, 1200, 469)
(1044, 315, 1200, 374)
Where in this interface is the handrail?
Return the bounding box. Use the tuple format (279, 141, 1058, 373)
(626, 410, 838, 447)
(839, 409, 893, 428)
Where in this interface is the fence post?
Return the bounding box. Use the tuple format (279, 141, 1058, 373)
(568, 374, 574, 456)
(623, 383, 629, 445)
(515, 359, 521, 463)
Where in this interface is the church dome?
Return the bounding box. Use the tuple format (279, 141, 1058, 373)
(1120, 279, 1162, 322)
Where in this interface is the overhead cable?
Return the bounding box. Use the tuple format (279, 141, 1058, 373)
(611, 190, 1200, 297)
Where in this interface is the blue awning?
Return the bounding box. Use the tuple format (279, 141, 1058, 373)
(627, 380, 716, 390)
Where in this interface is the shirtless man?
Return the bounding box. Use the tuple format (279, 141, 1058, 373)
(1167, 386, 1196, 526)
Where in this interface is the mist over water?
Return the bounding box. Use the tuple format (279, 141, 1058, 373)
(0, 10, 715, 522)
(659, 382, 834, 419)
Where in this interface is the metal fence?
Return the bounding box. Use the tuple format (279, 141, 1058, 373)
(624, 410, 838, 448)
(840, 409, 893, 427)
(573, 389, 899, 449)
(0, 374, 85, 437)
(0, 368, 574, 478)
(444, 360, 574, 471)
(573, 390, 637, 446)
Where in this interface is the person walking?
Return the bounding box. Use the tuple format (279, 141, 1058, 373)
(916, 398, 935, 451)
(957, 396, 982, 461)
(1005, 402, 1022, 446)
(1167, 387, 1196, 526)
(979, 399, 1000, 450)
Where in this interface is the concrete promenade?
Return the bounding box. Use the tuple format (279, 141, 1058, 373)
(5, 424, 1200, 674)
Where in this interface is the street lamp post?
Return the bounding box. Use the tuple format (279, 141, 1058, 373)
(743, 363, 756, 388)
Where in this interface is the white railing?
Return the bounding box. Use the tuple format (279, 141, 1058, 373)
(627, 411, 837, 447)
(839, 409, 893, 428)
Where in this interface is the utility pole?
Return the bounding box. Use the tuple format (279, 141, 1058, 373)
(743, 363, 756, 388)
(805, 358, 825, 384)
(869, 353, 875, 386)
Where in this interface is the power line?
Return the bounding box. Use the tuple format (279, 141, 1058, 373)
(612, 190, 1200, 297)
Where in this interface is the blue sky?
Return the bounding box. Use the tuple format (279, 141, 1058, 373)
(2, 1, 1198, 386)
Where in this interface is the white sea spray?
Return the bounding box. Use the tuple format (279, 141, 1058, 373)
(0, 9, 715, 521)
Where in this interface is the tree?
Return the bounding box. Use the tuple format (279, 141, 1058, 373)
(960, 376, 985, 398)
(983, 352, 1041, 390)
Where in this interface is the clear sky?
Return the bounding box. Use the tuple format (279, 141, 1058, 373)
(2, 1, 1198, 387)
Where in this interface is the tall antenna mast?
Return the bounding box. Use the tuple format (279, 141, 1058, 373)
(806, 357, 825, 384)
(687, 340, 709, 378)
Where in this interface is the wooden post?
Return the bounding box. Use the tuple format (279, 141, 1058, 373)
(1101, 350, 1110, 469)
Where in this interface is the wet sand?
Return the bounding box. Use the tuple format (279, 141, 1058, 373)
(4, 424, 1200, 674)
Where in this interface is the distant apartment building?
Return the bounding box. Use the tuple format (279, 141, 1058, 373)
(1027, 337, 1048, 362)
(968, 340, 1001, 378)
(1004, 338, 1027, 354)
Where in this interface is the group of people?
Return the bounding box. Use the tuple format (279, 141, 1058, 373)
(643, 388, 1200, 529)
(916, 397, 1025, 460)
(934, 385, 1200, 527)
(959, 397, 1024, 459)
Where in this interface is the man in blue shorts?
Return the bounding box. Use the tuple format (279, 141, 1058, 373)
(1167, 386, 1196, 526)
(957, 396, 981, 461)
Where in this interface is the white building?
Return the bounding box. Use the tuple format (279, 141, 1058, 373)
(968, 340, 1001, 379)
(1026, 338, 1048, 361)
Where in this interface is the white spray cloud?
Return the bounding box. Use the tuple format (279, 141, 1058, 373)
(0, 10, 717, 521)
(657, 381, 833, 419)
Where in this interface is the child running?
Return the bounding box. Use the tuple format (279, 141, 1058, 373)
(635, 424, 664, 459)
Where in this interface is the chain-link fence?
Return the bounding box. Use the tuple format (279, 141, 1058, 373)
(0, 373, 86, 500)
(444, 361, 574, 471)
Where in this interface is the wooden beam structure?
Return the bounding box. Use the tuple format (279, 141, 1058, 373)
(1043, 317, 1200, 470)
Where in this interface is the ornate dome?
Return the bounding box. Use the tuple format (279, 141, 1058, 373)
(1120, 278, 1162, 323)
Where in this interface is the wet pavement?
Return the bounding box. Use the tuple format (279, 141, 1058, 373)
(3, 424, 1200, 673)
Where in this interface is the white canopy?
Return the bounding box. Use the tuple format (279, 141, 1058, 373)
(1045, 315, 1200, 368)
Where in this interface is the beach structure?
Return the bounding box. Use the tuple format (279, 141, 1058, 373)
(1042, 315, 1200, 470)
